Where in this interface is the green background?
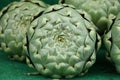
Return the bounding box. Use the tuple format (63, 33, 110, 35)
(0, 0, 120, 80)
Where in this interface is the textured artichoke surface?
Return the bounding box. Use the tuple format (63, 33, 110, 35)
(0, 0, 47, 61)
(59, 0, 120, 35)
(27, 4, 101, 78)
(104, 13, 120, 73)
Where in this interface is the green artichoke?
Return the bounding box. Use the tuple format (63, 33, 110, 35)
(0, 0, 47, 61)
(103, 13, 120, 73)
(26, 4, 101, 78)
(59, 0, 120, 35)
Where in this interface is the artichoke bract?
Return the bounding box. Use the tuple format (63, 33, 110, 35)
(104, 13, 120, 73)
(0, 0, 47, 61)
(27, 4, 101, 78)
(59, 0, 120, 35)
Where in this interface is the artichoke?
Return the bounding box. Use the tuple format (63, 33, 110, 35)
(0, 0, 48, 61)
(59, 0, 120, 35)
(26, 4, 101, 78)
(103, 13, 120, 73)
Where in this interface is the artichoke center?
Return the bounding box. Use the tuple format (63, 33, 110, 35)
(56, 35, 65, 43)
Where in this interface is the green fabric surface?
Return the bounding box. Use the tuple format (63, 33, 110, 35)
(0, 0, 120, 80)
(0, 47, 120, 80)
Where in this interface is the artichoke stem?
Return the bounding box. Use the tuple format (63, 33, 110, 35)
(25, 72, 40, 76)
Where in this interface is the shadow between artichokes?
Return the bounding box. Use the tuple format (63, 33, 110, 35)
(0, 0, 48, 61)
(59, 0, 120, 36)
(26, 4, 101, 78)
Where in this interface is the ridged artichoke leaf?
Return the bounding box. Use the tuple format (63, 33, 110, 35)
(77, 10, 101, 51)
(111, 44, 120, 64)
(82, 50, 96, 72)
(21, 0, 49, 8)
(9, 55, 26, 61)
(96, 34, 101, 51)
(0, 2, 17, 51)
(103, 30, 112, 52)
(111, 14, 120, 50)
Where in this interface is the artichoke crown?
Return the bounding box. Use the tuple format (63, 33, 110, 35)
(27, 4, 101, 78)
